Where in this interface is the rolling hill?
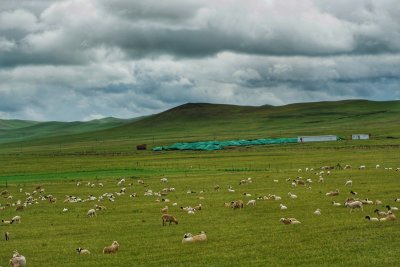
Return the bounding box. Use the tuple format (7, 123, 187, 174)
(1, 100, 399, 152)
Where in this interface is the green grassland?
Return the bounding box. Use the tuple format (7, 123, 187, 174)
(0, 100, 399, 266)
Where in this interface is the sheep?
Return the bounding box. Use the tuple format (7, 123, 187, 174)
(193, 204, 202, 211)
(374, 209, 388, 217)
(182, 231, 207, 243)
(344, 164, 352, 169)
(160, 177, 168, 183)
(230, 200, 244, 209)
(332, 201, 342, 206)
(279, 218, 301, 225)
(395, 198, 400, 202)
(344, 180, 352, 187)
(386, 205, 398, 212)
(162, 214, 178, 226)
(246, 200, 256, 206)
(11, 216, 21, 224)
(243, 193, 252, 197)
(103, 241, 119, 254)
(2, 220, 12, 224)
(94, 204, 107, 211)
(350, 190, 358, 195)
(358, 165, 366, 170)
(375, 164, 380, 169)
(288, 192, 297, 199)
(5, 231, 10, 241)
(62, 208, 68, 212)
(76, 248, 91, 255)
(280, 204, 287, 210)
(313, 208, 321, 216)
(386, 211, 396, 221)
(365, 216, 379, 222)
(87, 209, 96, 217)
(9, 251, 26, 267)
(326, 189, 339, 196)
(344, 200, 363, 212)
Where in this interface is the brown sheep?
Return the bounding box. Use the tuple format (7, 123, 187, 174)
(162, 214, 178, 226)
(103, 241, 119, 254)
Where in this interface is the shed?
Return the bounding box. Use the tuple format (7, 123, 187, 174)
(351, 134, 370, 140)
(298, 135, 338, 143)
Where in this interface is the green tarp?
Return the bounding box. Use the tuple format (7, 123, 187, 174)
(152, 137, 298, 151)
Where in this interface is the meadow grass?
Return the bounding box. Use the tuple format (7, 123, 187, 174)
(0, 142, 399, 267)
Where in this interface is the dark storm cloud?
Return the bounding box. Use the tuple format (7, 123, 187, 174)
(0, 0, 399, 121)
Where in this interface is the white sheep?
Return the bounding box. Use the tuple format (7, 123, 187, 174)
(345, 200, 363, 212)
(160, 177, 168, 183)
(332, 201, 341, 206)
(344, 180, 352, 187)
(246, 200, 256, 206)
(182, 231, 207, 243)
(358, 165, 366, 170)
(288, 192, 297, 199)
(365, 216, 379, 222)
(103, 241, 119, 254)
(9, 251, 26, 267)
(279, 218, 301, 224)
(313, 208, 321, 216)
(76, 247, 91, 255)
(280, 204, 287, 210)
(11, 216, 21, 224)
(87, 209, 96, 217)
(326, 189, 339, 196)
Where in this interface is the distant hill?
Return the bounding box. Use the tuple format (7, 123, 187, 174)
(1, 100, 399, 151)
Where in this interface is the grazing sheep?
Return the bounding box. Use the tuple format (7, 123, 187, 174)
(230, 200, 244, 209)
(345, 200, 363, 212)
(103, 241, 119, 254)
(280, 218, 301, 225)
(326, 189, 340, 196)
(280, 204, 288, 210)
(5, 231, 10, 241)
(9, 250, 26, 267)
(162, 214, 178, 226)
(313, 209, 321, 216)
(246, 200, 256, 206)
(160, 177, 168, 183)
(358, 165, 366, 170)
(2, 220, 12, 224)
(76, 248, 91, 255)
(394, 198, 400, 202)
(344, 164, 352, 169)
(87, 209, 96, 217)
(288, 192, 297, 199)
(344, 180, 352, 187)
(182, 231, 207, 243)
(11, 216, 21, 224)
(365, 216, 379, 222)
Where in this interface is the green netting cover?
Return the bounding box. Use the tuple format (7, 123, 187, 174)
(152, 137, 298, 151)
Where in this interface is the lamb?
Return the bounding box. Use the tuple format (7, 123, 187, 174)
(365, 215, 379, 222)
(162, 214, 178, 226)
(182, 231, 207, 243)
(103, 241, 119, 254)
(288, 192, 297, 199)
(87, 209, 96, 217)
(76, 248, 91, 255)
(9, 250, 26, 267)
(344, 200, 363, 212)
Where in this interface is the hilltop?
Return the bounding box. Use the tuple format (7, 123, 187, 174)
(1, 100, 399, 152)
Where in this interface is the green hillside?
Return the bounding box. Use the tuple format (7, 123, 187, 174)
(1, 100, 399, 153)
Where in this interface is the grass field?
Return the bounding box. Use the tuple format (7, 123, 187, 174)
(0, 100, 399, 266)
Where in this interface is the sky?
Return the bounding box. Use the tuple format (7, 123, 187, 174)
(0, 0, 399, 121)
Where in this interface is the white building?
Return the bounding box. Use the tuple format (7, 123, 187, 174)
(351, 134, 370, 140)
(298, 135, 338, 143)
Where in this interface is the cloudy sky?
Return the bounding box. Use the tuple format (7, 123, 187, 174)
(0, 0, 399, 121)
